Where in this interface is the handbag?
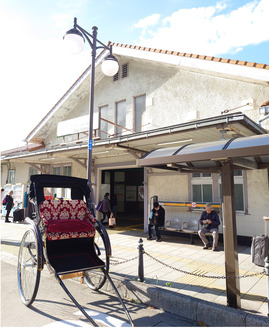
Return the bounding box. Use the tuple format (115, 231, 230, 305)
(96, 201, 103, 213)
(149, 211, 155, 225)
(109, 215, 116, 226)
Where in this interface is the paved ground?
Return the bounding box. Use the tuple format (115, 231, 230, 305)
(1, 218, 268, 320)
(1, 259, 196, 327)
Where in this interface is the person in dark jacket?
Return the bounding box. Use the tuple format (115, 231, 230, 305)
(101, 193, 113, 224)
(5, 191, 14, 223)
(147, 202, 165, 242)
(198, 203, 220, 251)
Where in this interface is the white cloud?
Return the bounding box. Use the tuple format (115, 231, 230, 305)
(132, 0, 269, 56)
(133, 13, 161, 29)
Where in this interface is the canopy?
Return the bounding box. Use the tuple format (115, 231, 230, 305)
(139, 134, 269, 172)
(139, 133, 269, 310)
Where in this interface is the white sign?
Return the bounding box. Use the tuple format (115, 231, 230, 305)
(57, 113, 100, 137)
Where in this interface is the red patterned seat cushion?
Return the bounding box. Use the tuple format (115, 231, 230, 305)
(39, 199, 96, 240)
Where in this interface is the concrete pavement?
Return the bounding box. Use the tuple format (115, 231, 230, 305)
(1, 218, 269, 326)
(1, 259, 195, 327)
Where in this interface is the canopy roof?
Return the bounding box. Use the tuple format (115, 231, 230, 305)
(139, 134, 269, 172)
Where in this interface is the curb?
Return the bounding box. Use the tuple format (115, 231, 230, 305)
(103, 273, 269, 327)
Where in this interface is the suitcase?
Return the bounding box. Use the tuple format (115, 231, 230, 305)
(251, 234, 268, 267)
(13, 208, 25, 222)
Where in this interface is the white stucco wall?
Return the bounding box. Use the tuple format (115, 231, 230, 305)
(147, 168, 269, 237)
(40, 58, 269, 148)
(237, 169, 269, 236)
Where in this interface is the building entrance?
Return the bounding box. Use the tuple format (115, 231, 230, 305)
(101, 168, 144, 229)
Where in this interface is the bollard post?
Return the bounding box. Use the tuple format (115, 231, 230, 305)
(138, 238, 144, 282)
(265, 257, 269, 317)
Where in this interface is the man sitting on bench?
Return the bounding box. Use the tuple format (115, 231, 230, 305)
(198, 203, 220, 251)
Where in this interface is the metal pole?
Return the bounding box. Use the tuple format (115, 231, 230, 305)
(221, 161, 241, 309)
(138, 238, 144, 282)
(87, 26, 98, 186)
(265, 257, 269, 317)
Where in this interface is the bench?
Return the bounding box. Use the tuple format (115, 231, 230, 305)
(160, 218, 213, 245)
(39, 199, 96, 241)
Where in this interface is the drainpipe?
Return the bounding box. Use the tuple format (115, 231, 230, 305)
(258, 114, 269, 127)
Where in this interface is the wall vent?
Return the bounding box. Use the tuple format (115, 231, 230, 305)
(113, 72, 119, 81)
(122, 63, 128, 78)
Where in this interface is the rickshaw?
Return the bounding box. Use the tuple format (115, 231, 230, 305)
(17, 174, 134, 327)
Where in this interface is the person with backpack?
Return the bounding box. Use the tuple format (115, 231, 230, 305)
(4, 191, 14, 223)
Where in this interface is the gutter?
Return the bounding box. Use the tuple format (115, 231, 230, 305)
(2, 113, 267, 161)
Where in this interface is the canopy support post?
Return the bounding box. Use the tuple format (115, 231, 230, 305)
(221, 161, 241, 309)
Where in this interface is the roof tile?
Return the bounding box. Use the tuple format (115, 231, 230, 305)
(111, 43, 268, 70)
(255, 63, 266, 69)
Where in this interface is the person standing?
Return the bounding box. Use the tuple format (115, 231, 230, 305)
(1, 188, 4, 214)
(1, 188, 4, 202)
(101, 193, 113, 224)
(147, 202, 165, 242)
(5, 191, 14, 223)
(198, 203, 220, 251)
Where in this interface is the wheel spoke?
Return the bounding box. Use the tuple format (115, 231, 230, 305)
(18, 229, 40, 306)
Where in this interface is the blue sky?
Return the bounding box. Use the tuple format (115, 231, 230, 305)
(1, 0, 269, 150)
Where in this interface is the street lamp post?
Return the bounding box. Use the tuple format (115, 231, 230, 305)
(63, 18, 119, 212)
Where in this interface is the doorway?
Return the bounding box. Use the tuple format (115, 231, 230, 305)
(101, 168, 144, 229)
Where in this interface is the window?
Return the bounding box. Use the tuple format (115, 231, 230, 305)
(102, 171, 111, 184)
(52, 165, 72, 199)
(218, 170, 245, 212)
(115, 171, 125, 182)
(63, 165, 71, 176)
(116, 100, 127, 135)
(8, 170, 15, 184)
(192, 173, 211, 178)
(192, 184, 213, 202)
(100, 105, 113, 139)
(53, 166, 61, 175)
(191, 173, 213, 202)
(135, 95, 146, 132)
(29, 167, 39, 178)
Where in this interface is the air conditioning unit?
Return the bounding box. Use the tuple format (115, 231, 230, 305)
(259, 106, 269, 115)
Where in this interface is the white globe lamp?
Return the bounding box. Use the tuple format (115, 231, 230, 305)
(101, 54, 119, 76)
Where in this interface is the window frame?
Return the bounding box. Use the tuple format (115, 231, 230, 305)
(99, 104, 111, 139)
(8, 169, 15, 184)
(190, 170, 248, 214)
(191, 174, 213, 203)
(133, 94, 146, 133)
(115, 99, 127, 135)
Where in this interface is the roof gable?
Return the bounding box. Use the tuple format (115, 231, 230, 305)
(25, 42, 269, 144)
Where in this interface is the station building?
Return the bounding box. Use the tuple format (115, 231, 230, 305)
(1, 43, 269, 238)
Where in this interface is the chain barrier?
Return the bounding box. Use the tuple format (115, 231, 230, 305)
(110, 255, 138, 266)
(144, 251, 266, 279)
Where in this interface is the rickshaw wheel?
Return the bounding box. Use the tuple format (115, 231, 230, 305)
(84, 226, 109, 291)
(18, 229, 41, 306)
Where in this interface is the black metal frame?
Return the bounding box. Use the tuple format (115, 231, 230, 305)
(68, 18, 118, 191)
(19, 174, 134, 326)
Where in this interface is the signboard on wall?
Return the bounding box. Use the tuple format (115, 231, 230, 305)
(57, 113, 99, 137)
